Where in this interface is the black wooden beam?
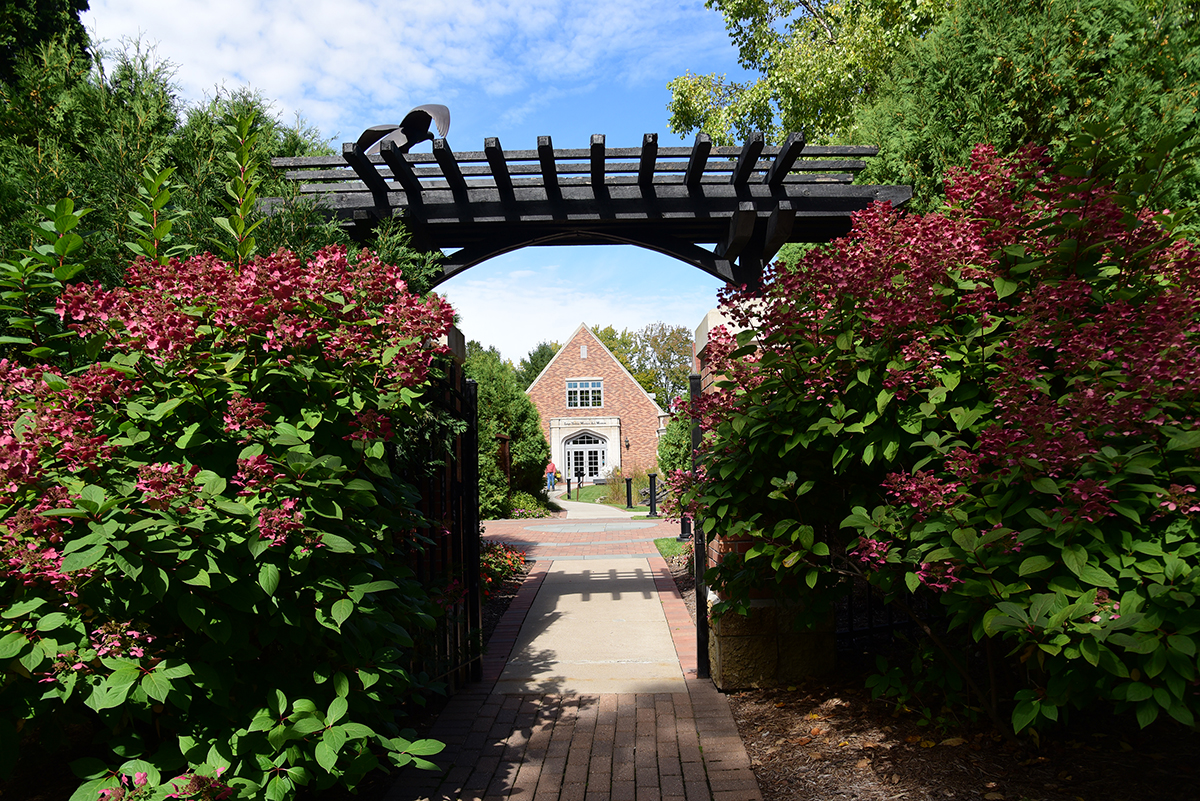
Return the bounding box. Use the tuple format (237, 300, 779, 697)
(638, 133, 658, 188)
(763, 200, 796, 261)
(379, 141, 423, 202)
(484, 138, 512, 191)
(341, 143, 388, 201)
(436, 228, 735, 287)
(433, 139, 467, 195)
(767, 132, 806, 188)
(731, 132, 765, 185)
(538, 135, 561, 203)
(685, 133, 712, 188)
(590, 134, 605, 187)
(716, 201, 756, 260)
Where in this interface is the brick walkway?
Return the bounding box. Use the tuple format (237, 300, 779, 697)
(384, 517, 761, 801)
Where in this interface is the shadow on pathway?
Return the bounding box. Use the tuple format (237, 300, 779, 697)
(384, 513, 761, 801)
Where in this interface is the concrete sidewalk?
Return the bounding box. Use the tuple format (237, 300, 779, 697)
(385, 514, 761, 801)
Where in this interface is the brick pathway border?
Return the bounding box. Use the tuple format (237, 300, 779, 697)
(385, 527, 761, 801)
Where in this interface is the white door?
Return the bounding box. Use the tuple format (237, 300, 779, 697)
(565, 433, 606, 480)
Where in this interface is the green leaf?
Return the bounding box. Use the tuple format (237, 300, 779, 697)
(61, 545, 106, 573)
(327, 695, 348, 724)
(1012, 700, 1038, 733)
(0, 632, 28, 658)
(142, 670, 171, 702)
(993, 276, 1019, 299)
(405, 739, 445, 756)
(320, 533, 354, 553)
(331, 599, 353, 628)
(315, 741, 338, 771)
(1031, 477, 1060, 494)
(1019, 555, 1054, 576)
(1166, 430, 1200, 451)
(904, 572, 921, 593)
(175, 422, 209, 449)
(1062, 545, 1087, 577)
(259, 563, 280, 596)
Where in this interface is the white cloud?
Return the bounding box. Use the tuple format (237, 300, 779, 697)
(84, 0, 741, 144)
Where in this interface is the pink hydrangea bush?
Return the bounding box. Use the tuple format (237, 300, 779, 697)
(679, 143, 1200, 734)
(1, 247, 454, 797)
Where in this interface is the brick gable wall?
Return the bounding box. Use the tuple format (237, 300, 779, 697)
(527, 326, 664, 473)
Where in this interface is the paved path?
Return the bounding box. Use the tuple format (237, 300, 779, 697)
(385, 509, 761, 801)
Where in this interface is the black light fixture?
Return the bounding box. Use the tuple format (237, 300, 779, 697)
(624, 437, 630, 449)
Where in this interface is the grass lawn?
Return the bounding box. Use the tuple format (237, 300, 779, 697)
(654, 537, 685, 558)
(568, 484, 650, 510)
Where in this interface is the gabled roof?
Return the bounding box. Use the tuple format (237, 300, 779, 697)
(526, 323, 666, 417)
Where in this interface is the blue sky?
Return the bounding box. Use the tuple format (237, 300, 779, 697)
(84, 1, 750, 362)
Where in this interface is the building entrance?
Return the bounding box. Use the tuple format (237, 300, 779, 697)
(565, 433, 606, 480)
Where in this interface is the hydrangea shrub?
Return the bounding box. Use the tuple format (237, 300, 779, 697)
(679, 142, 1200, 733)
(2, 245, 458, 798)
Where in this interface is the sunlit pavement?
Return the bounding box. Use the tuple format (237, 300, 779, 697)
(383, 509, 761, 801)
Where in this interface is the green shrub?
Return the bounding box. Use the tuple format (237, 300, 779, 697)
(508, 490, 552, 520)
(1, 238, 458, 797)
(680, 139, 1200, 734)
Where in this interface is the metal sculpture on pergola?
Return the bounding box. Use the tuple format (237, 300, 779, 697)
(270, 130, 912, 289)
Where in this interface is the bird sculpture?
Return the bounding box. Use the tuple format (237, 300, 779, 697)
(356, 104, 451, 155)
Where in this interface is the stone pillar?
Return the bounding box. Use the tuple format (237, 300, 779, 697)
(704, 533, 836, 690)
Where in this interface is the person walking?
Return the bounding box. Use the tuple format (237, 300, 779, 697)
(546, 461, 557, 491)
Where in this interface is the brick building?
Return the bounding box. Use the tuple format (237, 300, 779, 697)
(526, 324, 668, 481)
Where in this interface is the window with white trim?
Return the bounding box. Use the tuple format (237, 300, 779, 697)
(566, 379, 603, 408)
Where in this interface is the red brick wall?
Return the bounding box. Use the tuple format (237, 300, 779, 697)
(526, 326, 664, 472)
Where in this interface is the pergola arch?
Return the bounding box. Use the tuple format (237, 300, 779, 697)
(269, 131, 911, 289)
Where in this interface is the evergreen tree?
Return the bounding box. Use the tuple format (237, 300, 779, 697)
(854, 0, 1200, 211)
(0, 0, 90, 86)
(465, 341, 551, 519)
(515, 340, 559, 389)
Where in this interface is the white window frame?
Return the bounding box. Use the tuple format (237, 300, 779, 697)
(566, 379, 603, 408)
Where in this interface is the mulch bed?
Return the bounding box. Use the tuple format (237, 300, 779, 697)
(663, 554, 1197, 801)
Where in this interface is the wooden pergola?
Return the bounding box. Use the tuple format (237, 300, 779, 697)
(269, 132, 911, 288)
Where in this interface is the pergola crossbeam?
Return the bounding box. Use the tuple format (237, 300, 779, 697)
(270, 131, 911, 289)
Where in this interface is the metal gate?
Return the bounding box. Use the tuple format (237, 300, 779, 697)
(396, 357, 483, 691)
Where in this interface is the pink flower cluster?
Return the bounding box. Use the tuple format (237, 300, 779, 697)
(90, 620, 156, 659)
(1090, 589, 1121, 624)
(882, 470, 961, 519)
(36, 649, 89, 684)
(1156, 484, 1200, 515)
(136, 462, 200, 510)
(57, 248, 455, 386)
(223, 393, 268, 439)
(165, 768, 233, 800)
(0, 361, 138, 503)
(2, 487, 80, 594)
(343, 408, 395, 442)
(231, 454, 279, 496)
(1053, 479, 1116, 525)
(97, 772, 150, 801)
(916, 561, 964, 592)
(258, 497, 305, 547)
(849, 536, 890, 569)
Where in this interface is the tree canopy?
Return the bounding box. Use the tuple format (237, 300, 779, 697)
(591, 322, 693, 407)
(667, 0, 947, 144)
